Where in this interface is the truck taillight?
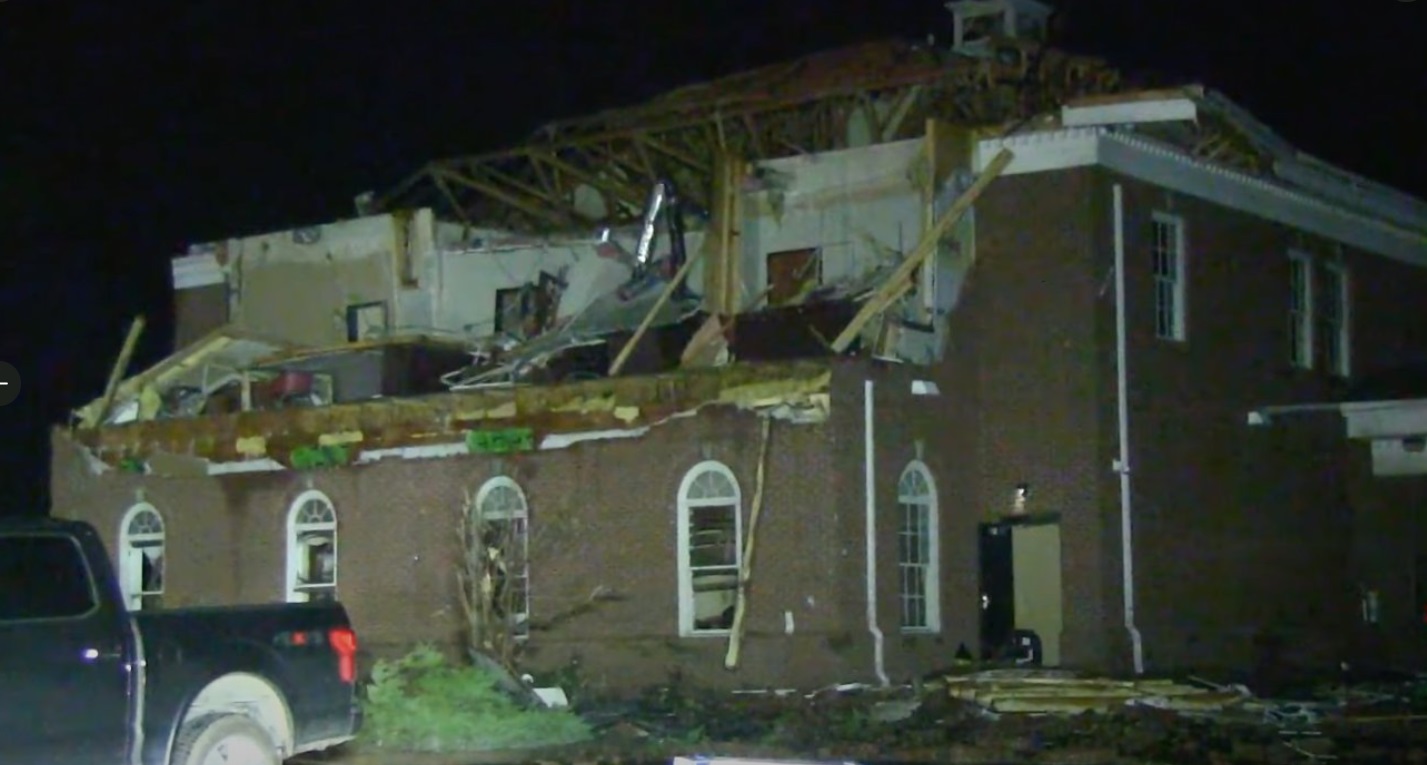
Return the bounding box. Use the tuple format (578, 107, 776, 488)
(329, 626, 357, 684)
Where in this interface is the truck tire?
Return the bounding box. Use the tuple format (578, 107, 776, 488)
(172, 713, 279, 765)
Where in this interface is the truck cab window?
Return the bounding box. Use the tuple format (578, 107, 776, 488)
(0, 536, 97, 622)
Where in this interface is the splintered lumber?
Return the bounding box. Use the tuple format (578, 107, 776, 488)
(89, 315, 146, 429)
(681, 314, 729, 368)
(943, 672, 1250, 715)
(724, 415, 772, 670)
(829, 147, 1014, 353)
(608, 248, 705, 376)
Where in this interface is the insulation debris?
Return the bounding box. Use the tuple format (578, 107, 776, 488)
(70, 360, 834, 473)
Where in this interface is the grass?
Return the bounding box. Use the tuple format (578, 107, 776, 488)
(361, 645, 594, 753)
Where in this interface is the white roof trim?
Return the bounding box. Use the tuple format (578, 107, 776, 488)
(976, 127, 1103, 175)
(1341, 399, 1427, 439)
(973, 129, 1427, 267)
(1061, 97, 1197, 128)
(172, 252, 225, 290)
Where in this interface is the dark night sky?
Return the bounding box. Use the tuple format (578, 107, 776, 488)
(1, 0, 1422, 515)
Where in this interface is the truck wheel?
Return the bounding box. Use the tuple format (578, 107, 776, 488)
(172, 713, 279, 765)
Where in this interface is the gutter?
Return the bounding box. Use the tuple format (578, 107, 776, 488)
(1112, 183, 1145, 675)
(863, 379, 889, 686)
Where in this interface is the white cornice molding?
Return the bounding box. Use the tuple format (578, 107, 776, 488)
(974, 129, 1427, 267)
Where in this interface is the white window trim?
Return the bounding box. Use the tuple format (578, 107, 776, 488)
(473, 476, 532, 640)
(896, 461, 941, 634)
(118, 502, 165, 612)
(675, 460, 743, 638)
(285, 490, 338, 603)
(1151, 211, 1188, 342)
(1321, 259, 1352, 377)
(1288, 249, 1315, 370)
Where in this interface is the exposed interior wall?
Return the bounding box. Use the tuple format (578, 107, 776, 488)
(429, 229, 704, 337)
(221, 214, 402, 347)
(739, 139, 924, 311)
(174, 284, 229, 349)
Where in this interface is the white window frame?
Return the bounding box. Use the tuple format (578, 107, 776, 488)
(1288, 249, 1315, 369)
(473, 476, 532, 639)
(285, 490, 338, 603)
(1150, 212, 1188, 342)
(118, 502, 166, 611)
(896, 461, 941, 633)
(1318, 260, 1351, 377)
(676, 460, 743, 638)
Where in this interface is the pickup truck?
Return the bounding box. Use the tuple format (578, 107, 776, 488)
(0, 517, 362, 764)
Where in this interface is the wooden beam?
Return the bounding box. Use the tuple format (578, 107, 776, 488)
(830, 147, 1014, 353)
(430, 172, 473, 226)
(636, 134, 709, 173)
(724, 414, 771, 670)
(608, 249, 705, 377)
(90, 315, 146, 429)
(536, 153, 646, 212)
(434, 167, 570, 229)
(466, 159, 564, 209)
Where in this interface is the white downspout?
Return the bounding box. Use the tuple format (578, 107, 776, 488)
(1113, 183, 1146, 675)
(863, 379, 889, 686)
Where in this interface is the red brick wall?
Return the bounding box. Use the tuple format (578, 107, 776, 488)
(1091, 171, 1427, 674)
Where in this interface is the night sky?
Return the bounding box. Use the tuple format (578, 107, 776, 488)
(1, 0, 1422, 516)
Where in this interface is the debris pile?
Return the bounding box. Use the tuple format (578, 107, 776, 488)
(938, 668, 1253, 715)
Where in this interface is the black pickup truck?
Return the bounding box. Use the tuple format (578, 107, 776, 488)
(0, 517, 362, 764)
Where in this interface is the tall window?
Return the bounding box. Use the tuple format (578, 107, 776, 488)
(118, 503, 165, 611)
(1150, 212, 1187, 342)
(676, 461, 742, 636)
(1318, 261, 1350, 377)
(286, 491, 337, 603)
(473, 476, 532, 638)
(1288, 251, 1314, 369)
(897, 462, 940, 632)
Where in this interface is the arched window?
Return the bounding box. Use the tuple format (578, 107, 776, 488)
(473, 477, 531, 638)
(286, 491, 337, 603)
(676, 461, 742, 636)
(897, 461, 940, 632)
(118, 503, 165, 611)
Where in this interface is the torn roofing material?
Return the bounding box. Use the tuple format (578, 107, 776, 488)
(74, 360, 834, 471)
(74, 326, 294, 428)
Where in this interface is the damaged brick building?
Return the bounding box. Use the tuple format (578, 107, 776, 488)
(50, 1, 1427, 692)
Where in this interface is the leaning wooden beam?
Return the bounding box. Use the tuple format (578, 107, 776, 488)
(88, 315, 146, 429)
(608, 249, 705, 377)
(725, 415, 772, 671)
(829, 147, 1014, 353)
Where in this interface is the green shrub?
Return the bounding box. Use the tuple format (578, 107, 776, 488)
(361, 645, 593, 753)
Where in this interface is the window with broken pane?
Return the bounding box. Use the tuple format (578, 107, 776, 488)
(287, 492, 338, 603)
(897, 463, 940, 632)
(120, 503, 166, 611)
(678, 463, 742, 635)
(476, 478, 531, 639)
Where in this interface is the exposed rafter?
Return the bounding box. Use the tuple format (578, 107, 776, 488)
(375, 37, 1130, 232)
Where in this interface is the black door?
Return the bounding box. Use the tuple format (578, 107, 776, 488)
(0, 533, 132, 764)
(978, 523, 1015, 660)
